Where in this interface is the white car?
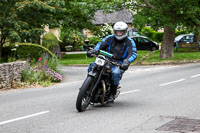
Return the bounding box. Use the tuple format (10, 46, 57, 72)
(174, 33, 194, 46)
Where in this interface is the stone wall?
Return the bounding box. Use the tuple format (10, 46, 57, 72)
(0, 61, 26, 89)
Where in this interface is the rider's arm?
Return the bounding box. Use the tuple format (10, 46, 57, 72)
(125, 38, 137, 63)
(94, 35, 114, 50)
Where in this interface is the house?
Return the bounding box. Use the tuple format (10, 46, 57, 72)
(83, 9, 135, 38)
(92, 9, 133, 26)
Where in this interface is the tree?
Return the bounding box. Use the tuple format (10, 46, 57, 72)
(0, 0, 64, 58)
(182, 1, 200, 42)
(0, 0, 125, 58)
(59, 0, 125, 31)
(128, 0, 200, 58)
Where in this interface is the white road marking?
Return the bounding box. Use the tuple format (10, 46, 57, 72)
(0, 111, 50, 126)
(120, 90, 140, 95)
(127, 66, 180, 74)
(160, 79, 186, 86)
(190, 74, 200, 78)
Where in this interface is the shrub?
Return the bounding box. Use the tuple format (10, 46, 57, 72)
(141, 27, 154, 39)
(152, 32, 163, 42)
(140, 27, 188, 43)
(88, 36, 101, 45)
(94, 23, 113, 39)
(42, 33, 59, 49)
(22, 57, 62, 86)
(175, 31, 188, 36)
(60, 28, 85, 50)
(17, 43, 55, 61)
(42, 33, 61, 57)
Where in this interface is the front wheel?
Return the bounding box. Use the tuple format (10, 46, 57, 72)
(76, 76, 94, 112)
(151, 46, 157, 51)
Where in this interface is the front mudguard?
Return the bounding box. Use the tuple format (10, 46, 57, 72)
(88, 71, 99, 78)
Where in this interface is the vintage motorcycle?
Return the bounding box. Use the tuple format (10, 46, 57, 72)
(76, 50, 121, 112)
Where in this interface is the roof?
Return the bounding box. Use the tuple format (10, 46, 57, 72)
(92, 9, 133, 25)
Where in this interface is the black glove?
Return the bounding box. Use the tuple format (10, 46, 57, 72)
(120, 59, 130, 70)
(86, 49, 99, 57)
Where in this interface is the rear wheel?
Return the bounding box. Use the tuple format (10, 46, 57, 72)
(76, 76, 94, 112)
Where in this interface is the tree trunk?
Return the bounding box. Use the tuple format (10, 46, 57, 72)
(0, 36, 6, 59)
(0, 42, 2, 59)
(160, 25, 175, 59)
(194, 24, 200, 43)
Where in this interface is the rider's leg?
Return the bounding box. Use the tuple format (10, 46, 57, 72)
(111, 65, 124, 88)
(107, 65, 124, 102)
(88, 62, 95, 73)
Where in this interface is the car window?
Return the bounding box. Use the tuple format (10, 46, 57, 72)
(132, 38, 137, 42)
(180, 35, 193, 42)
(137, 38, 149, 43)
(143, 38, 149, 43)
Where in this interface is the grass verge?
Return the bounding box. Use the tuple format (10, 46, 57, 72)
(143, 49, 200, 65)
(60, 51, 151, 66)
(60, 49, 200, 66)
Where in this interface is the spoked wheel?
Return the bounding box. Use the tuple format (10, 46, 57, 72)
(76, 76, 94, 112)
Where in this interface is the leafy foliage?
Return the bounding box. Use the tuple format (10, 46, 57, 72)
(60, 28, 85, 49)
(88, 36, 101, 45)
(42, 33, 59, 49)
(0, 0, 64, 57)
(95, 23, 113, 39)
(126, 0, 200, 58)
(17, 43, 54, 60)
(22, 57, 62, 86)
(42, 33, 61, 57)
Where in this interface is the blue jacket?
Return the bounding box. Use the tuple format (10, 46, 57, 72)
(94, 35, 137, 64)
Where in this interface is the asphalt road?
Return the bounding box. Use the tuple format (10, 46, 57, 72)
(0, 63, 200, 133)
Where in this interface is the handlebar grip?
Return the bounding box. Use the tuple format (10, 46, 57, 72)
(99, 50, 113, 58)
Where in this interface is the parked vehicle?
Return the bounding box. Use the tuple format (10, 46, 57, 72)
(174, 33, 194, 46)
(130, 36, 159, 51)
(76, 49, 121, 112)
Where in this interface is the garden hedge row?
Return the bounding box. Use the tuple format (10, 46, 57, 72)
(141, 27, 188, 42)
(42, 32, 59, 49)
(42, 32, 61, 57)
(17, 43, 55, 60)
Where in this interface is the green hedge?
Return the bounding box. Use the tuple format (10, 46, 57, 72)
(17, 43, 55, 60)
(141, 27, 188, 43)
(42, 33, 59, 49)
(88, 36, 101, 45)
(141, 27, 163, 42)
(42, 33, 61, 57)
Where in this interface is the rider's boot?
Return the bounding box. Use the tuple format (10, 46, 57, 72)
(107, 84, 118, 103)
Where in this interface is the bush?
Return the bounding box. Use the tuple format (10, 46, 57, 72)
(42, 33, 61, 58)
(22, 57, 62, 86)
(175, 31, 188, 36)
(60, 28, 85, 50)
(17, 43, 55, 61)
(42, 33, 58, 48)
(88, 36, 101, 45)
(94, 23, 113, 39)
(141, 27, 154, 39)
(140, 27, 188, 43)
(152, 32, 163, 42)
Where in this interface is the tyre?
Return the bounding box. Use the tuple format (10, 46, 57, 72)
(151, 46, 157, 51)
(76, 76, 94, 112)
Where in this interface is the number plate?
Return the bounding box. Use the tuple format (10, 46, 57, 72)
(95, 58, 105, 66)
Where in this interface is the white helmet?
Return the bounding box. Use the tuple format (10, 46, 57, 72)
(113, 21, 128, 40)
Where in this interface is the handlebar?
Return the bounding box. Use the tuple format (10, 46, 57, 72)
(91, 51, 121, 67)
(99, 50, 113, 58)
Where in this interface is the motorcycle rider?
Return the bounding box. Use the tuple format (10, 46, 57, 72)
(87, 21, 137, 102)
